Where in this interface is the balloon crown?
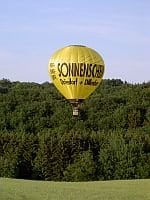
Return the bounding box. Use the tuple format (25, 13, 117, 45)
(68, 45, 86, 47)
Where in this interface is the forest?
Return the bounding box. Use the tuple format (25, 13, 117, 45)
(0, 78, 150, 181)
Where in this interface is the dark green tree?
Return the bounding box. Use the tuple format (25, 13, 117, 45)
(63, 150, 96, 181)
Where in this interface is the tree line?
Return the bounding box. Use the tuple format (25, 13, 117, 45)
(0, 78, 150, 181)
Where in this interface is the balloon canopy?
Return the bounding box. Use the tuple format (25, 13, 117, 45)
(48, 45, 105, 116)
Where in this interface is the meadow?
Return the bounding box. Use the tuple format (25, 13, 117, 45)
(0, 178, 150, 200)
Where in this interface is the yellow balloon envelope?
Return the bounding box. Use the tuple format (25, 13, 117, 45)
(48, 45, 105, 116)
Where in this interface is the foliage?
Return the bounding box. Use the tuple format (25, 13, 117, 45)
(0, 79, 150, 181)
(63, 150, 96, 181)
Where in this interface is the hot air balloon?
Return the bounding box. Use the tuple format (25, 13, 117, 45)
(48, 45, 105, 116)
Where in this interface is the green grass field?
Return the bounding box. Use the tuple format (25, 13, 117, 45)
(0, 178, 150, 200)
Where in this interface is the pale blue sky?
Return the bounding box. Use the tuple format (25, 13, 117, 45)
(0, 0, 150, 83)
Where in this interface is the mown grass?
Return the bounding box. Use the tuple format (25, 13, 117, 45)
(0, 178, 150, 200)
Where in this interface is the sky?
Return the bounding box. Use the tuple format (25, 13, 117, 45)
(0, 0, 150, 83)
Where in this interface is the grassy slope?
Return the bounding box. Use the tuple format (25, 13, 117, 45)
(0, 178, 150, 200)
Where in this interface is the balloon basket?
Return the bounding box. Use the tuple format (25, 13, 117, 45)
(69, 99, 83, 117)
(73, 106, 79, 116)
